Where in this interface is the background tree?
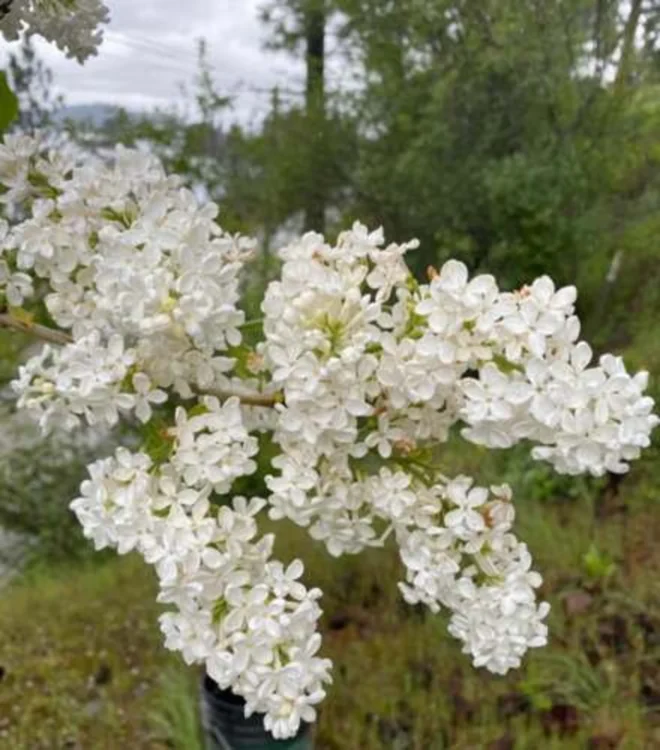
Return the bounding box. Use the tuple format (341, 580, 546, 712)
(7, 35, 63, 131)
(260, 0, 349, 233)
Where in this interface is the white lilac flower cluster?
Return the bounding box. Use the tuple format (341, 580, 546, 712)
(392, 475, 549, 674)
(260, 231, 656, 516)
(0, 134, 656, 739)
(259, 225, 657, 673)
(0, 133, 252, 431)
(70, 412, 331, 739)
(0, 0, 109, 62)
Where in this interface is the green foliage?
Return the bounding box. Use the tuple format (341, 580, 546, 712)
(329, 1, 645, 281)
(0, 414, 111, 563)
(140, 415, 176, 464)
(0, 70, 18, 132)
(7, 36, 63, 131)
(582, 544, 617, 583)
(0, 36, 63, 136)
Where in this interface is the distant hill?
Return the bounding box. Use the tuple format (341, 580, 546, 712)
(55, 104, 138, 127)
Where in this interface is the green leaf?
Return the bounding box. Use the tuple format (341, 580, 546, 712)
(0, 72, 18, 133)
(491, 353, 524, 375)
(582, 544, 617, 582)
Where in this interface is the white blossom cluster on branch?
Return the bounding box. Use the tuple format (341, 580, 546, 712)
(0, 133, 657, 739)
(71, 434, 330, 738)
(0, 0, 109, 62)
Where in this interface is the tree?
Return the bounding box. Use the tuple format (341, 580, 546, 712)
(329, 0, 660, 290)
(7, 35, 62, 131)
(261, 0, 332, 232)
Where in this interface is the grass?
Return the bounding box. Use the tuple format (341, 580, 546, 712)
(0, 555, 170, 749)
(148, 666, 204, 750)
(1, 443, 660, 750)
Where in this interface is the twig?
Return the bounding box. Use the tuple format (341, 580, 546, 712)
(0, 312, 282, 407)
(201, 387, 282, 408)
(0, 313, 74, 346)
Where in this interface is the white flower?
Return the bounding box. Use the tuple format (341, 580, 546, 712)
(132, 372, 168, 423)
(170, 397, 258, 493)
(0, 262, 33, 306)
(443, 476, 488, 540)
(70, 448, 155, 553)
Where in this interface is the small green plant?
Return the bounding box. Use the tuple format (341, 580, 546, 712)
(582, 544, 617, 583)
(522, 652, 618, 713)
(149, 665, 204, 750)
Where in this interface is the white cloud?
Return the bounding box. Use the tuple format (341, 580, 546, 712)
(0, 0, 304, 122)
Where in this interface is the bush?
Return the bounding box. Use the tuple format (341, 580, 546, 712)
(0, 405, 116, 563)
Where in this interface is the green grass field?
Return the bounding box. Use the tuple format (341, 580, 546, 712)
(1, 436, 660, 750)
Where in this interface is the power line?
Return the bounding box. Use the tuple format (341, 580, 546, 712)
(101, 30, 308, 98)
(106, 30, 201, 65)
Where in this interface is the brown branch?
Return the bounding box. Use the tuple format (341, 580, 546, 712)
(0, 312, 282, 408)
(0, 313, 74, 346)
(201, 387, 282, 408)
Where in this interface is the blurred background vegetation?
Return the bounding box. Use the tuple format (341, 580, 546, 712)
(1, 1, 660, 748)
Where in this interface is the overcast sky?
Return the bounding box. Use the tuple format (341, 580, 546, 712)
(0, 0, 305, 123)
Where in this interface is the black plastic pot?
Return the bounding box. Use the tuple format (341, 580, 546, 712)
(200, 674, 314, 750)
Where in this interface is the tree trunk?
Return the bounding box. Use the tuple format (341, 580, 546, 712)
(614, 0, 643, 91)
(303, 2, 326, 233)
